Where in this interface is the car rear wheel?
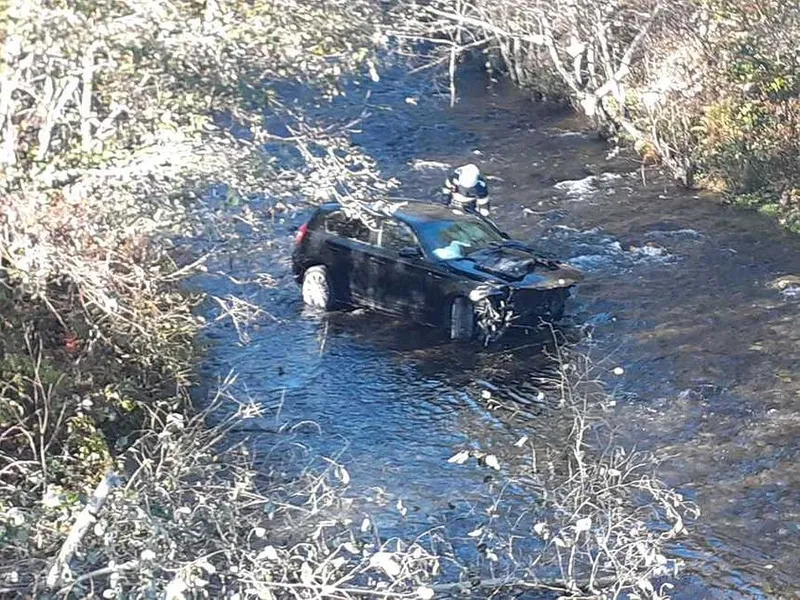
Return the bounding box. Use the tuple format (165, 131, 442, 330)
(449, 296, 475, 341)
(302, 265, 334, 310)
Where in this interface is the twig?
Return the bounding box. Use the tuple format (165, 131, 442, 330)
(56, 560, 140, 597)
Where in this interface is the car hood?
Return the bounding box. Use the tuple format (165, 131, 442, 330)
(448, 243, 583, 289)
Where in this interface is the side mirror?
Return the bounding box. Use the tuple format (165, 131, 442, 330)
(399, 246, 422, 259)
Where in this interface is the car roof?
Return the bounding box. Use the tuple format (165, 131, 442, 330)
(316, 200, 479, 226)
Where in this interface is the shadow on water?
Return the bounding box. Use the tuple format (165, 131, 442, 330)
(193, 56, 800, 598)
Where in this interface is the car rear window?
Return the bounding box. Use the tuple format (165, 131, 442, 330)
(324, 211, 371, 243)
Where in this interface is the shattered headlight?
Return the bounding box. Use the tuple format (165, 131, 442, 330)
(468, 283, 508, 303)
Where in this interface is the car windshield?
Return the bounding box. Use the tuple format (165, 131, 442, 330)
(416, 217, 505, 260)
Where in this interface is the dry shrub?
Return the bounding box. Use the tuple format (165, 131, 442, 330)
(440, 347, 700, 599)
(1, 376, 441, 599)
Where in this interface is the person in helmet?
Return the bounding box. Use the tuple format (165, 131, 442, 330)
(442, 163, 490, 217)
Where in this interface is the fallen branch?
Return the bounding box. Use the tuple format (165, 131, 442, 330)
(45, 471, 122, 589)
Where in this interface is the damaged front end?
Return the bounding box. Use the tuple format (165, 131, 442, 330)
(469, 283, 515, 345)
(468, 270, 579, 345)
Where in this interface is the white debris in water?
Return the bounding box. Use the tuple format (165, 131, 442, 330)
(447, 450, 470, 464)
(575, 516, 592, 533)
(553, 172, 622, 200)
(335, 465, 350, 485)
(369, 552, 401, 577)
(515, 435, 529, 447)
(613, 367, 625, 376)
(599, 172, 623, 181)
(630, 244, 667, 257)
(410, 159, 451, 171)
(780, 286, 800, 298)
(396, 499, 408, 516)
(405, 97, 418, 105)
(551, 130, 588, 138)
(367, 60, 380, 82)
(416, 587, 435, 600)
(533, 522, 551, 539)
(554, 175, 597, 198)
(484, 454, 500, 470)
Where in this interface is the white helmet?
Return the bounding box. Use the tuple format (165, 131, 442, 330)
(457, 163, 480, 188)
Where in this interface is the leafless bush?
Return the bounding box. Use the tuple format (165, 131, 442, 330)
(1, 375, 442, 599)
(441, 348, 700, 599)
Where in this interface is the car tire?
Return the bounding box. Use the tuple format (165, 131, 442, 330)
(449, 296, 475, 341)
(302, 265, 334, 310)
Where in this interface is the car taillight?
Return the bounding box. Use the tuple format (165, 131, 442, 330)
(295, 222, 309, 245)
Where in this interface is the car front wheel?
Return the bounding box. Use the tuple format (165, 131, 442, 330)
(449, 296, 475, 341)
(302, 265, 334, 310)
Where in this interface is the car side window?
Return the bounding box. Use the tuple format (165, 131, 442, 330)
(324, 212, 371, 244)
(380, 219, 418, 252)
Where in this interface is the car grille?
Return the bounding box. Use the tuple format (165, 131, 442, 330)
(508, 288, 567, 324)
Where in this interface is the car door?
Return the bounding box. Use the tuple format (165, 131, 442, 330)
(320, 211, 376, 303)
(369, 218, 433, 319)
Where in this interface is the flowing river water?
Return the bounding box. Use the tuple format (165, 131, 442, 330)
(196, 63, 800, 598)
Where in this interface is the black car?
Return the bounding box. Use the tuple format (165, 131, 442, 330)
(291, 201, 583, 342)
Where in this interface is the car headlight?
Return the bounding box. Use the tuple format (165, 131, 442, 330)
(469, 285, 504, 302)
(469, 288, 488, 302)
